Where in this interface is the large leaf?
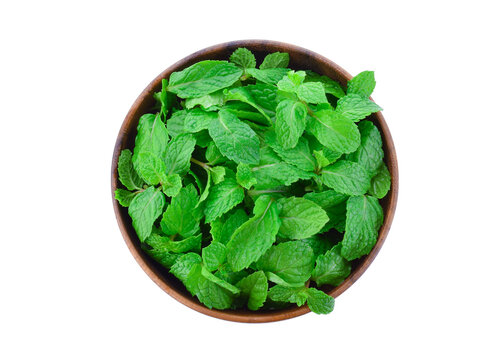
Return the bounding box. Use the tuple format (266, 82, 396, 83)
(128, 187, 165, 242)
(321, 160, 371, 195)
(117, 149, 144, 190)
(345, 120, 384, 176)
(277, 197, 329, 240)
(204, 174, 245, 223)
(275, 99, 308, 149)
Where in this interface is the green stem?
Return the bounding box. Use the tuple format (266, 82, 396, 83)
(190, 157, 210, 170)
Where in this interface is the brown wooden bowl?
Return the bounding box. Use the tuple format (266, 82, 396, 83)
(111, 40, 399, 323)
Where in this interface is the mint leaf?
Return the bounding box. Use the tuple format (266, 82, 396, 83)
(277, 197, 329, 240)
(184, 108, 218, 133)
(305, 71, 345, 98)
(226, 196, 281, 271)
(266, 132, 316, 172)
(218, 209, 248, 245)
(171, 253, 202, 283)
(256, 241, 315, 286)
(260, 52, 289, 69)
(347, 71, 376, 97)
(341, 195, 383, 260)
(236, 163, 257, 189)
(160, 184, 202, 238)
(247, 68, 290, 85)
(277, 70, 306, 92)
(236, 271, 268, 310)
(165, 110, 186, 138)
(168, 60, 242, 98)
(321, 160, 371, 195)
(268, 285, 309, 306)
(134, 152, 167, 185)
(298, 236, 334, 257)
(305, 288, 335, 314)
(202, 242, 227, 272)
(345, 120, 384, 176)
(133, 113, 169, 161)
(223, 101, 268, 124)
(128, 187, 165, 242)
(210, 166, 226, 184)
(185, 90, 224, 110)
(143, 243, 180, 269)
(308, 109, 361, 154)
(115, 188, 138, 207)
(323, 201, 347, 233)
(230, 48, 256, 70)
(200, 266, 240, 295)
(186, 263, 235, 309)
(205, 141, 226, 165)
(207, 109, 260, 164)
(155, 79, 176, 120)
(304, 190, 348, 209)
(204, 174, 245, 223)
(335, 93, 382, 122)
(161, 173, 182, 197)
(117, 149, 144, 190)
(275, 99, 308, 149)
(164, 133, 196, 176)
(297, 82, 328, 104)
(369, 163, 391, 199)
(312, 243, 351, 287)
(145, 233, 201, 254)
(225, 84, 278, 122)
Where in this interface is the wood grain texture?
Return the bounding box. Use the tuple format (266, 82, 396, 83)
(111, 39, 399, 323)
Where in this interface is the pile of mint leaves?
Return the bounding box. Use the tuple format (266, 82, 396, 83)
(115, 48, 391, 315)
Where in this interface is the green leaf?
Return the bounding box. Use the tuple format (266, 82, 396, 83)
(323, 201, 347, 233)
(160, 184, 202, 238)
(128, 187, 165, 242)
(215, 263, 248, 285)
(236, 163, 257, 189)
(185, 90, 224, 110)
(155, 78, 176, 121)
(117, 149, 144, 190)
(133, 113, 169, 161)
(335, 93, 382, 122)
(166, 110, 186, 138)
(224, 84, 278, 122)
(277, 197, 329, 240)
(205, 141, 227, 165)
(308, 109, 361, 154)
(168, 60, 242, 98)
(184, 108, 218, 133)
(268, 285, 309, 306)
(305, 288, 335, 314)
(247, 68, 290, 85)
(305, 71, 345, 98)
(321, 160, 371, 195)
(369, 163, 391, 199)
(260, 52, 289, 69)
(227, 196, 281, 271)
(313, 150, 331, 169)
(275, 99, 308, 149)
(210, 217, 224, 243)
(230, 47, 256, 69)
(217, 209, 249, 245)
(304, 190, 348, 209)
(256, 241, 315, 286)
(347, 71, 376, 97)
(207, 109, 260, 164)
(204, 174, 245, 223)
(133, 152, 167, 186)
(202, 242, 227, 272)
(277, 70, 305, 92)
(297, 82, 328, 104)
(210, 166, 226, 184)
(200, 266, 240, 295)
(341, 195, 383, 260)
(236, 271, 268, 310)
(266, 132, 316, 172)
(297, 236, 334, 257)
(223, 102, 268, 124)
(145, 233, 201, 254)
(114, 188, 138, 207)
(312, 243, 351, 287)
(143, 243, 180, 269)
(170, 253, 202, 283)
(345, 120, 384, 176)
(161, 173, 182, 197)
(164, 133, 196, 176)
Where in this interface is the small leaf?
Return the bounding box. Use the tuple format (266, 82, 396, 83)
(247, 68, 290, 85)
(161, 173, 182, 197)
(164, 133, 196, 176)
(312, 243, 351, 287)
(202, 242, 227, 272)
(117, 149, 144, 191)
(347, 71, 376, 97)
(335, 93, 382, 122)
(345, 120, 384, 176)
(275, 99, 308, 149)
(114, 188, 138, 207)
(128, 187, 165, 242)
(160, 184, 202, 238)
(204, 174, 245, 223)
(321, 160, 371, 195)
(184, 108, 218, 133)
(229, 48, 256, 69)
(369, 163, 391, 199)
(236, 271, 268, 310)
(236, 163, 257, 189)
(260, 52, 289, 69)
(277, 197, 329, 239)
(305, 288, 335, 314)
(297, 82, 328, 104)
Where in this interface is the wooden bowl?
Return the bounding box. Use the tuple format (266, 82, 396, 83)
(111, 40, 399, 323)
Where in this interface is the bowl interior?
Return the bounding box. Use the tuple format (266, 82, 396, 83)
(112, 40, 398, 323)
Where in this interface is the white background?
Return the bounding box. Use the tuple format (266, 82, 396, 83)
(1, 1, 500, 359)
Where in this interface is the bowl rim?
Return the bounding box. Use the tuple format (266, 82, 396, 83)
(111, 39, 399, 323)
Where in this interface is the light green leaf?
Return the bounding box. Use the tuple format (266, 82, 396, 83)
(143, 242, 180, 269)
(236, 163, 257, 189)
(128, 187, 165, 242)
(266, 132, 316, 172)
(170, 253, 202, 283)
(154, 78, 176, 121)
(236, 271, 268, 310)
(205, 141, 227, 165)
(268, 285, 309, 306)
(335, 93, 382, 122)
(297, 236, 335, 257)
(312, 243, 351, 287)
(207, 109, 260, 165)
(256, 241, 315, 285)
(160, 184, 202, 238)
(117, 149, 144, 190)
(164, 133, 196, 177)
(168, 60, 242, 98)
(321, 160, 371, 195)
(200, 266, 240, 295)
(114, 188, 138, 207)
(297, 82, 328, 104)
(185, 91, 224, 110)
(346, 120, 384, 176)
(145, 233, 201, 254)
(308, 109, 360, 154)
(223, 102, 268, 124)
(184, 108, 218, 133)
(275, 99, 308, 149)
(224, 84, 278, 122)
(347, 71, 376, 97)
(230, 47, 256, 69)
(133, 152, 167, 185)
(161, 173, 182, 197)
(166, 110, 186, 138)
(217, 209, 249, 245)
(341, 195, 383, 260)
(305, 288, 335, 314)
(305, 71, 345, 98)
(202, 242, 227, 272)
(304, 190, 348, 209)
(277, 70, 305, 92)
(204, 174, 245, 223)
(227, 196, 281, 271)
(247, 68, 290, 85)
(133, 113, 169, 161)
(210, 166, 226, 184)
(369, 163, 391, 199)
(260, 52, 289, 69)
(277, 197, 329, 239)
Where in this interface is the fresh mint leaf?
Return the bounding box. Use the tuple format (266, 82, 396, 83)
(341, 195, 383, 260)
(170, 253, 202, 283)
(164, 133, 196, 176)
(128, 186, 165, 242)
(210, 166, 226, 184)
(185, 90, 224, 110)
(205, 141, 226, 165)
(226, 196, 281, 271)
(168, 60, 242, 98)
(200, 266, 240, 295)
(298, 236, 334, 257)
(207, 109, 260, 164)
(260, 52, 289, 69)
(202, 242, 227, 272)
(321, 160, 371, 195)
(217, 209, 248, 245)
(114, 188, 138, 207)
(236, 163, 257, 189)
(184, 108, 218, 133)
(311, 243, 351, 287)
(304, 190, 348, 209)
(133, 113, 169, 162)
(268, 285, 309, 306)
(225, 84, 278, 122)
(277, 197, 329, 239)
(297, 82, 328, 104)
(369, 163, 391, 199)
(345, 120, 384, 176)
(204, 173, 245, 223)
(335, 93, 382, 122)
(133, 151, 167, 186)
(236, 271, 268, 310)
(347, 71, 376, 97)
(161, 173, 182, 197)
(247, 68, 290, 85)
(145, 233, 201, 254)
(305, 288, 335, 314)
(160, 184, 202, 238)
(230, 48, 256, 70)
(117, 149, 144, 191)
(165, 110, 187, 138)
(305, 71, 345, 98)
(266, 132, 316, 172)
(223, 101, 268, 124)
(275, 99, 308, 149)
(277, 70, 306, 92)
